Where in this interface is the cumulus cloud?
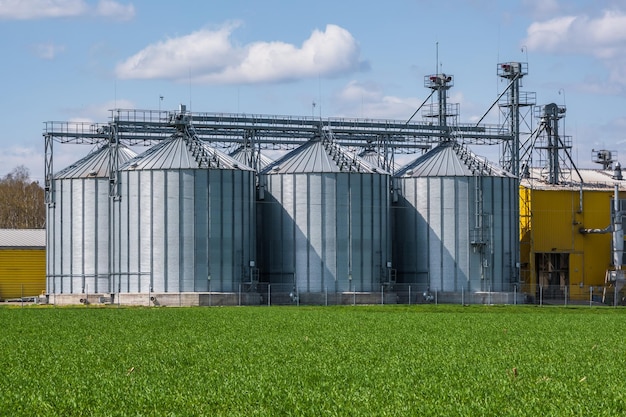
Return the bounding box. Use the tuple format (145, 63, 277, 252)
(0, 0, 134, 20)
(524, 9, 626, 92)
(115, 23, 368, 84)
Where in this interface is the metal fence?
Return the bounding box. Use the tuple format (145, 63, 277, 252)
(4, 282, 625, 307)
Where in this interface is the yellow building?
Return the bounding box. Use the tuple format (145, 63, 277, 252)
(0, 229, 46, 300)
(520, 169, 625, 301)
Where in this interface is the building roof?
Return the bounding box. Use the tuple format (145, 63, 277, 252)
(0, 229, 45, 248)
(262, 137, 387, 174)
(55, 144, 137, 178)
(521, 167, 626, 191)
(396, 140, 514, 178)
(121, 134, 253, 171)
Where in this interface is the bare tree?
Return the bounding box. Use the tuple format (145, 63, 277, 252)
(0, 166, 45, 229)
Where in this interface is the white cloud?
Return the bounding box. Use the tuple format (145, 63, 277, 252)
(115, 23, 368, 84)
(95, 0, 134, 21)
(32, 42, 65, 60)
(333, 80, 420, 120)
(0, 0, 134, 20)
(524, 9, 626, 93)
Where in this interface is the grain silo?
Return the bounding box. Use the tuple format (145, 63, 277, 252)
(258, 135, 391, 300)
(393, 140, 517, 298)
(113, 124, 255, 299)
(229, 146, 273, 171)
(46, 143, 136, 295)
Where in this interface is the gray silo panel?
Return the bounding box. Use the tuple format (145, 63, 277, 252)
(151, 170, 166, 292)
(428, 178, 442, 291)
(193, 170, 209, 292)
(295, 174, 308, 291)
(71, 180, 83, 292)
(180, 171, 194, 292)
(165, 171, 179, 292)
(457, 178, 470, 289)
(308, 174, 323, 292)
(221, 170, 235, 291)
(127, 171, 140, 292)
(336, 174, 349, 291)
(139, 170, 152, 293)
(415, 179, 429, 284)
(60, 181, 73, 293)
(323, 174, 337, 292)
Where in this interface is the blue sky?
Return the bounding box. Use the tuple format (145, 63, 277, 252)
(1, 0, 626, 182)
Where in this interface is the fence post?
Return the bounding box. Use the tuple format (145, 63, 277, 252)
(268, 284, 271, 306)
(564, 286, 568, 307)
(408, 285, 411, 306)
(540, 285, 543, 307)
(239, 284, 241, 306)
(435, 288, 438, 305)
(589, 286, 593, 308)
(514, 285, 517, 305)
(461, 287, 464, 306)
(381, 285, 384, 305)
(325, 286, 328, 307)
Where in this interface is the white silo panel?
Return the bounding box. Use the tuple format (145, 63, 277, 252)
(294, 174, 309, 291)
(126, 171, 141, 292)
(139, 170, 153, 293)
(415, 178, 429, 284)
(83, 180, 96, 288)
(95, 180, 110, 293)
(308, 174, 323, 292)
(193, 170, 209, 292)
(151, 170, 166, 292)
(457, 178, 470, 290)
(322, 174, 337, 291)
(428, 178, 443, 291)
(118, 176, 130, 293)
(441, 177, 457, 291)
(336, 174, 350, 291)
(70, 180, 84, 292)
(180, 171, 195, 292)
(166, 171, 180, 292)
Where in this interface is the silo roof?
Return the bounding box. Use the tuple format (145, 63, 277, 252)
(55, 144, 137, 179)
(358, 149, 400, 172)
(262, 138, 388, 174)
(396, 141, 514, 178)
(229, 146, 273, 170)
(121, 135, 253, 171)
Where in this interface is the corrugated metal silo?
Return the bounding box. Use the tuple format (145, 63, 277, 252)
(114, 131, 255, 294)
(393, 141, 517, 293)
(47, 144, 136, 294)
(259, 136, 391, 293)
(229, 146, 273, 171)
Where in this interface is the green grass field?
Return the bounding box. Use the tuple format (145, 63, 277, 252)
(1, 305, 625, 416)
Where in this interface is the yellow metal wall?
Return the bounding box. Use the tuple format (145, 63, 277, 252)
(0, 249, 46, 299)
(520, 186, 621, 300)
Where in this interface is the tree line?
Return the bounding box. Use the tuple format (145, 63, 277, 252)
(0, 166, 45, 229)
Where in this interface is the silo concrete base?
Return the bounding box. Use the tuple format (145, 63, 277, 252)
(47, 292, 263, 307)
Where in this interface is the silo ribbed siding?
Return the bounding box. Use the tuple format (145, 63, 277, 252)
(259, 137, 391, 294)
(393, 142, 517, 293)
(114, 138, 255, 294)
(47, 145, 136, 294)
(262, 172, 389, 292)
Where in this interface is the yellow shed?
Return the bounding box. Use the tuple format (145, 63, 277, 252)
(0, 229, 46, 300)
(520, 169, 625, 301)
